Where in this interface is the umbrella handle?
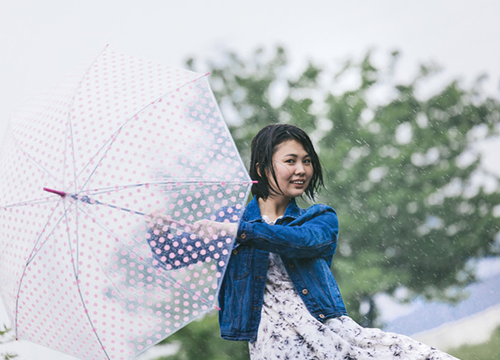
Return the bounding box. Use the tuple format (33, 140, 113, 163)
(43, 187, 67, 197)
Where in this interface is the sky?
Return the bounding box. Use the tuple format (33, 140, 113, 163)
(0, 1, 500, 359)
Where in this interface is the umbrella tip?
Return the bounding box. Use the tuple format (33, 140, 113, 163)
(43, 188, 67, 197)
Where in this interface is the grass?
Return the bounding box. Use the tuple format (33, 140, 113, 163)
(447, 326, 500, 360)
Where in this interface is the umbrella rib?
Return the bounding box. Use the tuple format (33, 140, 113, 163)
(14, 199, 66, 339)
(12, 201, 108, 360)
(65, 178, 255, 217)
(65, 110, 82, 273)
(8, 46, 110, 197)
(63, 44, 109, 195)
(73, 72, 209, 196)
(66, 108, 79, 196)
(78, 179, 254, 199)
(69, 205, 129, 298)
(64, 203, 111, 360)
(19, 201, 66, 266)
(87, 179, 254, 193)
(74, 124, 126, 194)
(76, 204, 181, 291)
(74, 205, 146, 293)
(10, 134, 60, 184)
(72, 205, 217, 338)
(202, 76, 252, 185)
(76, 203, 220, 312)
(0, 197, 60, 210)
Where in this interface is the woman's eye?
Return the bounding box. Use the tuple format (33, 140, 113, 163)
(304, 159, 311, 164)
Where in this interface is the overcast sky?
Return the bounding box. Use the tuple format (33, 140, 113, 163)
(1, 1, 500, 359)
(1, 0, 500, 133)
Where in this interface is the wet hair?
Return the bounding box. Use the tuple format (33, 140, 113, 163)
(250, 124, 323, 200)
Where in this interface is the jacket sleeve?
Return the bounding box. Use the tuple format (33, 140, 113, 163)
(237, 205, 339, 259)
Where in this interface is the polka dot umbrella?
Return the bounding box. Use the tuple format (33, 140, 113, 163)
(0, 47, 252, 360)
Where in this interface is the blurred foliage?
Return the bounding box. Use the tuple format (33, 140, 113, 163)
(448, 326, 500, 359)
(154, 47, 500, 359)
(0, 326, 17, 360)
(152, 312, 248, 360)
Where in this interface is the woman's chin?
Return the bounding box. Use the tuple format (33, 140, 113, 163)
(284, 189, 306, 199)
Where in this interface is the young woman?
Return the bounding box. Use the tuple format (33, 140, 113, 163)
(218, 124, 458, 359)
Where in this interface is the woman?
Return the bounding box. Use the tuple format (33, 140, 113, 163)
(218, 124, 458, 359)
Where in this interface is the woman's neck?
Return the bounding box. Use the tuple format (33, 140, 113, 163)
(258, 195, 291, 223)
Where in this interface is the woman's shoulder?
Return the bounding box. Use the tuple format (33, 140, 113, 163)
(302, 202, 337, 215)
(288, 202, 338, 228)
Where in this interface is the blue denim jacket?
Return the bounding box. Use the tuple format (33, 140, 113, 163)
(218, 196, 347, 342)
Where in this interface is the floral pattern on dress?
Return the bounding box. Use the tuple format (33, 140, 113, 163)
(249, 217, 459, 360)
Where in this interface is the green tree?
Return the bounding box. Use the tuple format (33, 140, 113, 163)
(317, 54, 500, 326)
(154, 47, 500, 359)
(204, 47, 500, 326)
(0, 326, 17, 360)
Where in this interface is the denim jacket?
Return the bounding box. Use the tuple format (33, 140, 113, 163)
(218, 196, 347, 342)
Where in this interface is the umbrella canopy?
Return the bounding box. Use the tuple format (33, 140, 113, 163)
(0, 47, 252, 359)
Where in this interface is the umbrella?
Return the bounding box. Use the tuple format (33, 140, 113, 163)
(0, 47, 252, 360)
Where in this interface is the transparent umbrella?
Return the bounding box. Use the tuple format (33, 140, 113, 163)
(0, 47, 252, 360)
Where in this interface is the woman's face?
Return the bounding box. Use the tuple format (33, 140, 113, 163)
(267, 139, 314, 200)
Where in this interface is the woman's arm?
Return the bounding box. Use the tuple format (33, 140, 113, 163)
(237, 205, 338, 259)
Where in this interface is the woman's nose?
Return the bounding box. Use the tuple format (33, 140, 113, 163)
(295, 163, 305, 174)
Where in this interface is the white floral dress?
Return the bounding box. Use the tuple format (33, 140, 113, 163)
(249, 216, 459, 360)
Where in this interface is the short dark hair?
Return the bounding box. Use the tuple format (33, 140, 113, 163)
(249, 124, 323, 200)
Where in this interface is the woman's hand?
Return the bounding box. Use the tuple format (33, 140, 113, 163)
(144, 210, 172, 235)
(145, 211, 238, 239)
(192, 219, 238, 238)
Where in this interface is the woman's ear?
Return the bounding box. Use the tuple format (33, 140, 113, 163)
(256, 163, 261, 177)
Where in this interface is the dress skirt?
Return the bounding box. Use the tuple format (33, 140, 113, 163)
(249, 253, 459, 360)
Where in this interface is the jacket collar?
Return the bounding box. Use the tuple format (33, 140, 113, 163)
(244, 196, 301, 223)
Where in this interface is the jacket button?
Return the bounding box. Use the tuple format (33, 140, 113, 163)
(240, 232, 247, 240)
(232, 249, 238, 255)
(289, 263, 295, 268)
(319, 314, 325, 319)
(302, 289, 308, 295)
